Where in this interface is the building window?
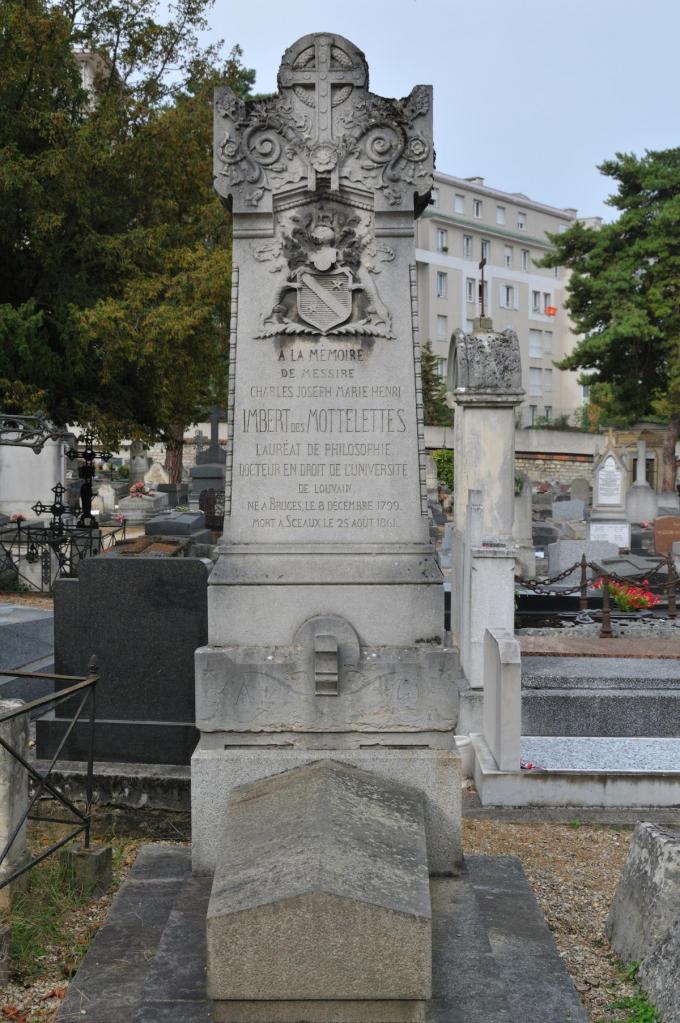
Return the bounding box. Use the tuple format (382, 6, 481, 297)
(481, 238, 490, 260)
(473, 198, 483, 218)
(543, 330, 553, 355)
(529, 330, 542, 358)
(436, 271, 447, 298)
(532, 290, 541, 313)
(543, 292, 552, 312)
(521, 249, 529, 271)
(500, 285, 515, 309)
(436, 228, 448, 252)
(504, 245, 513, 268)
(529, 405, 537, 426)
(517, 211, 526, 230)
(529, 367, 542, 396)
(465, 278, 476, 303)
(431, 187, 440, 208)
(463, 234, 473, 258)
(436, 314, 448, 339)
(544, 406, 552, 421)
(496, 205, 506, 225)
(436, 358, 447, 379)
(454, 193, 465, 213)
(544, 368, 553, 392)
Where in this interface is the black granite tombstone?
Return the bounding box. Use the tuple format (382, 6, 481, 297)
(36, 556, 208, 765)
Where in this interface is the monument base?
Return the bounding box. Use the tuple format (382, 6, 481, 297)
(213, 999, 425, 1023)
(191, 743, 462, 876)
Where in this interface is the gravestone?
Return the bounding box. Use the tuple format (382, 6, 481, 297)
(96, 482, 116, 516)
(36, 556, 208, 764)
(145, 509, 212, 545)
(117, 491, 169, 522)
(144, 461, 170, 488)
(548, 540, 618, 584)
(589, 444, 630, 548)
(190, 405, 226, 503)
(625, 439, 657, 524)
(551, 498, 584, 521)
(129, 440, 150, 486)
(194, 31, 459, 877)
(654, 515, 680, 555)
(569, 476, 590, 505)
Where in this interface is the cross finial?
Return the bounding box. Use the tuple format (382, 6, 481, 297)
(478, 258, 487, 318)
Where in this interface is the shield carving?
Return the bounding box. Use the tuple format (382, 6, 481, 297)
(296, 268, 353, 333)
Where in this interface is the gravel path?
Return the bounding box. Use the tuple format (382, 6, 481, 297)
(464, 819, 637, 1022)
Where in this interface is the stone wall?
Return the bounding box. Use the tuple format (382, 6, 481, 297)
(515, 452, 594, 485)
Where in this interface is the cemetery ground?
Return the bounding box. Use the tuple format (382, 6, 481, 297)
(0, 809, 670, 1023)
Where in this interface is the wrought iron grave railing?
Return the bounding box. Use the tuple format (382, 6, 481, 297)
(0, 658, 100, 889)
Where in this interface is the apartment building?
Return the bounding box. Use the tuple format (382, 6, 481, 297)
(416, 172, 584, 426)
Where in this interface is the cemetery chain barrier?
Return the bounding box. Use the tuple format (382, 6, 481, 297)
(0, 657, 99, 888)
(516, 553, 678, 637)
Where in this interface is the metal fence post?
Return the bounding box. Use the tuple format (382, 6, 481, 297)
(667, 553, 677, 620)
(579, 554, 588, 612)
(600, 574, 613, 638)
(84, 654, 98, 850)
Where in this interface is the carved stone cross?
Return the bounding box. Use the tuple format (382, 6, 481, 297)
(278, 35, 366, 147)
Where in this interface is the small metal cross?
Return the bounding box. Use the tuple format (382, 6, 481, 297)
(478, 258, 487, 318)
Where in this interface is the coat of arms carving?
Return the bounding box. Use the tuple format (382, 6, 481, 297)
(255, 204, 395, 339)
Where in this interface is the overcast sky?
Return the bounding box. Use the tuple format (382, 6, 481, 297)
(209, 0, 680, 221)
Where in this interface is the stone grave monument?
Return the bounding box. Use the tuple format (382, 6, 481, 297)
(625, 438, 658, 524)
(588, 440, 630, 549)
(189, 404, 227, 504)
(193, 30, 461, 1014)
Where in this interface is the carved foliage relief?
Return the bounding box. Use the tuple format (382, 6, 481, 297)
(214, 33, 433, 213)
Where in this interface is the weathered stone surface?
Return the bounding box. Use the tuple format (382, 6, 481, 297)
(207, 761, 431, 1006)
(547, 539, 618, 584)
(569, 477, 591, 505)
(450, 327, 522, 394)
(606, 821, 680, 964)
(551, 498, 584, 521)
(192, 743, 461, 877)
(637, 917, 680, 1023)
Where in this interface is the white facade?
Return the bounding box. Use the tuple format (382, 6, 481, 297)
(416, 172, 583, 426)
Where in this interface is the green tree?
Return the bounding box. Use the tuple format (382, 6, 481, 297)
(542, 148, 680, 491)
(421, 340, 451, 426)
(0, 0, 254, 479)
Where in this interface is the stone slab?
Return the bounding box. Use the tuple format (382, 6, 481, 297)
(56, 844, 588, 1023)
(521, 736, 680, 773)
(0, 603, 53, 670)
(606, 821, 680, 963)
(523, 655, 680, 687)
(472, 732, 680, 807)
(520, 635, 680, 658)
(207, 761, 431, 1006)
(191, 743, 461, 877)
(145, 511, 208, 536)
(522, 689, 680, 737)
(36, 557, 207, 765)
(547, 539, 618, 584)
(36, 720, 199, 766)
(551, 498, 584, 521)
